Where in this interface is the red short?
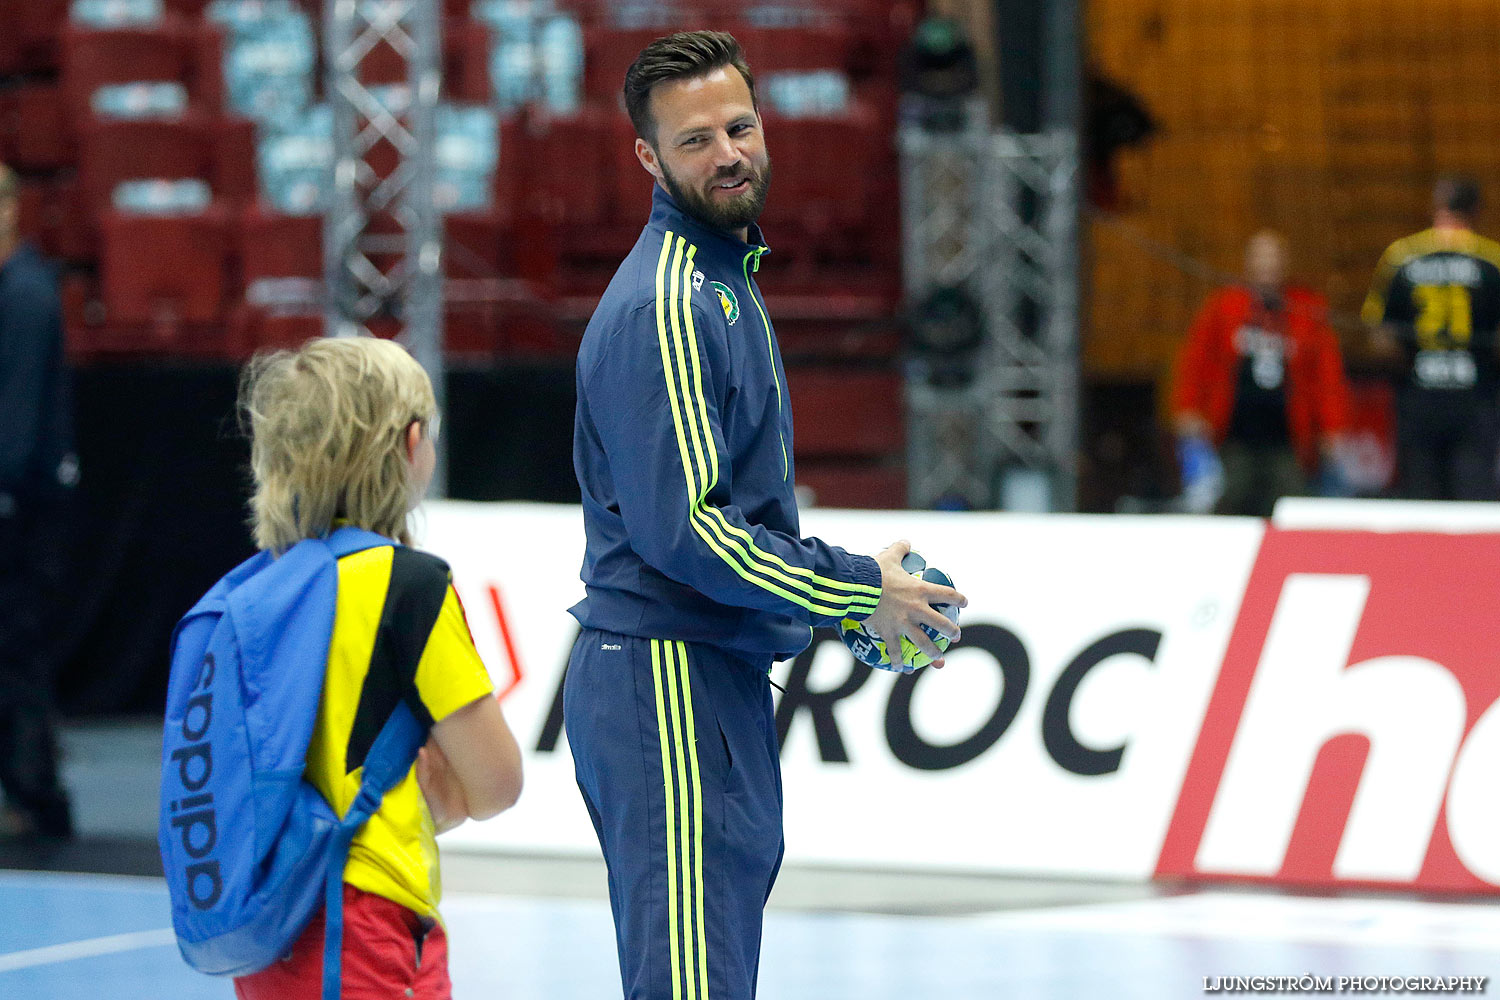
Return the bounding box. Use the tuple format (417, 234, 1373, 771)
(233, 884, 451, 1000)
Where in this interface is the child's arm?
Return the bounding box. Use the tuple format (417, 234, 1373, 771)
(428, 692, 524, 821)
(416, 740, 470, 834)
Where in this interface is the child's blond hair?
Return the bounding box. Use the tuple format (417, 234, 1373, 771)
(239, 337, 436, 552)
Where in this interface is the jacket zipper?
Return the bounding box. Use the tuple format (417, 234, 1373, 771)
(742, 247, 788, 480)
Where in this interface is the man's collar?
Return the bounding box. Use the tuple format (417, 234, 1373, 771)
(649, 183, 769, 253)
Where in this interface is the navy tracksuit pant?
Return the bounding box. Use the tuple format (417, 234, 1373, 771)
(564, 628, 785, 1000)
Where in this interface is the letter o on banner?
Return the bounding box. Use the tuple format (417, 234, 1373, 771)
(885, 624, 1030, 771)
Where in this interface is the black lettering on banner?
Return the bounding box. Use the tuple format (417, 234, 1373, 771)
(885, 624, 1030, 771)
(186, 861, 223, 910)
(535, 664, 567, 753)
(198, 651, 216, 689)
(171, 742, 213, 792)
(1041, 627, 1162, 776)
(534, 627, 580, 753)
(774, 633, 871, 762)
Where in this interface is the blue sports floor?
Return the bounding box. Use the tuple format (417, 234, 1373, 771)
(2, 869, 1496, 998)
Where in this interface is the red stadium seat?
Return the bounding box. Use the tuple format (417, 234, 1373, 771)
(606, 112, 653, 224)
(238, 205, 322, 284)
(773, 317, 903, 362)
(18, 177, 94, 263)
(212, 115, 258, 207)
(0, 28, 21, 78)
(99, 205, 233, 329)
(446, 212, 565, 292)
(496, 111, 609, 226)
(445, 20, 493, 105)
(234, 207, 322, 352)
(730, 23, 855, 74)
(61, 272, 126, 361)
(522, 109, 610, 225)
(15, 0, 68, 75)
(493, 115, 525, 223)
(794, 461, 907, 509)
(0, 84, 72, 171)
(60, 17, 197, 121)
(15, 182, 48, 246)
(445, 210, 516, 279)
(444, 283, 571, 359)
(229, 304, 321, 353)
(785, 367, 904, 458)
(190, 22, 227, 115)
(759, 106, 882, 233)
(77, 114, 217, 218)
(444, 298, 559, 357)
(556, 220, 638, 301)
(583, 27, 665, 104)
(753, 211, 902, 313)
(443, 211, 580, 357)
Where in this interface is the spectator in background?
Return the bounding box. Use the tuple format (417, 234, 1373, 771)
(1171, 229, 1351, 516)
(0, 162, 78, 839)
(1363, 175, 1500, 500)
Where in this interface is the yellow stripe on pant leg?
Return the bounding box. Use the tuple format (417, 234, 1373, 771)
(650, 640, 683, 1000)
(677, 642, 710, 1000)
(663, 640, 697, 1000)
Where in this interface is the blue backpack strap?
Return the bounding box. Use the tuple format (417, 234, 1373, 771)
(318, 701, 427, 1000)
(322, 525, 394, 561)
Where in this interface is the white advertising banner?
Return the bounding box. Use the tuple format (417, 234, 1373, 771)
(419, 501, 1500, 893)
(417, 502, 1266, 880)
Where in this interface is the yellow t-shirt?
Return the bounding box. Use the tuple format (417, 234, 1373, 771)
(303, 544, 493, 922)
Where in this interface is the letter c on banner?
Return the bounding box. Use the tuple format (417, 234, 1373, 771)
(1042, 627, 1162, 776)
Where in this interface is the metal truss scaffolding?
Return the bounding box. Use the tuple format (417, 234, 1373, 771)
(900, 113, 1080, 511)
(323, 0, 446, 491)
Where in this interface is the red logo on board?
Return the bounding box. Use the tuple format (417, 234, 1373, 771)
(1158, 528, 1500, 892)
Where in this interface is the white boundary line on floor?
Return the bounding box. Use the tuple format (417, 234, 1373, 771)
(0, 928, 177, 973)
(0, 869, 165, 892)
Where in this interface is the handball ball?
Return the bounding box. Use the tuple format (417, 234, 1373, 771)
(839, 551, 959, 673)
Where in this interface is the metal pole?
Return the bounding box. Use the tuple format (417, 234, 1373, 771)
(323, 0, 361, 339)
(323, 0, 447, 494)
(1041, 0, 1083, 511)
(406, 4, 446, 496)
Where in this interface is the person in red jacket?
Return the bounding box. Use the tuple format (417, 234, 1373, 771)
(1171, 230, 1351, 516)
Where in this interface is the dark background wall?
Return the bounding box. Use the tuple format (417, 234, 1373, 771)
(52, 361, 578, 715)
(54, 359, 1176, 715)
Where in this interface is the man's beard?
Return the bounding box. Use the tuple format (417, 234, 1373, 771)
(660, 156, 773, 233)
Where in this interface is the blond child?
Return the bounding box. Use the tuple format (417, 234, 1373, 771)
(229, 337, 522, 1000)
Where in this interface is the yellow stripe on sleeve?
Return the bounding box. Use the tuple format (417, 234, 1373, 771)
(651, 232, 880, 616)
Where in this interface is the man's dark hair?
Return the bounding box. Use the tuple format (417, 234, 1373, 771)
(1435, 174, 1481, 220)
(623, 30, 757, 146)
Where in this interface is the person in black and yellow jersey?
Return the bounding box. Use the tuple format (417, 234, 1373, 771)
(232, 337, 523, 1000)
(1364, 175, 1500, 499)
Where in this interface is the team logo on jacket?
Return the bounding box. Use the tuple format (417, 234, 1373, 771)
(710, 281, 740, 325)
